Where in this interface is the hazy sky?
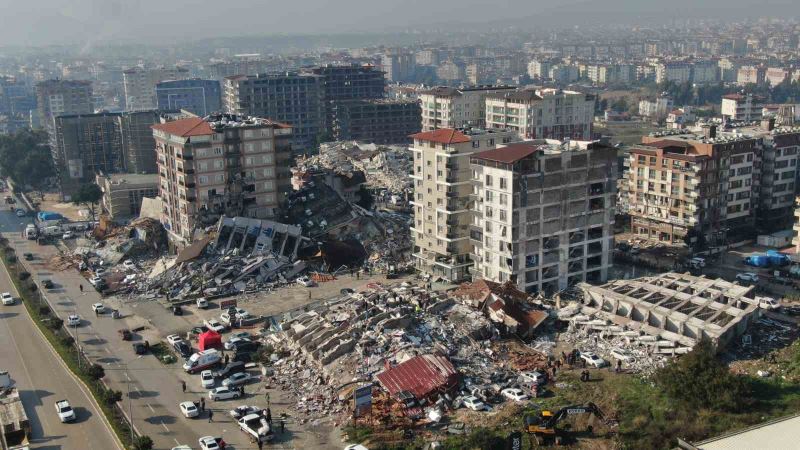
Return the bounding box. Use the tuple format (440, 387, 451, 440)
(1, 0, 798, 48)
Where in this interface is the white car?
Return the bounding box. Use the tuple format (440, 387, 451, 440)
(94, 268, 106, 277)
(196, 298, 209, 309)
(204, 319, 226, 333)
(610, 348, 636, 364)
(580, 351, 608, 368)
(179, 401, 199, 418)
(462, 395, 486, 411)
(222, 372, 253, 387)
(736, 272, 760, 283)
(219, 313, 233, 326)
(67, 314, 81, 327)
(55, 399, 76, 422)
(1, 292, 14, 305)
(89, 276, 104, 287)
(123, 260, 136, 270)
(501, 388, 529, 402)
(297, 276, 315, 287)
(234, 308, 250, 320)
(91, 303, 105, 314)
(224, 337, 250, 351)
(166, 334, 184, 346)
(201, 370, 215, 389)
(344, 446, 370, 450)
(518, 371, 546, 385)
(757, 296, 781, 310)
(198, 436, 220, 450)
(208, 386, 241, 401)
(62, 230, 74, 239)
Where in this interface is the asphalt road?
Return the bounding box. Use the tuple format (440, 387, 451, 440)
(0, 211, 121, 450)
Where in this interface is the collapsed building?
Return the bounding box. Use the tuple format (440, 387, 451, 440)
(567, 272, 763, 354)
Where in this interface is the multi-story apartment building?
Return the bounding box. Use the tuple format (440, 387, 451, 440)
(585, 64, 635, 85)
(692, 60, 720, 84)
(118, 110, 162, 174)
(484, 88, 595, 141)
(207, 60, 272, 82)
(527, 60, 553, 79)
(307, 64, 386, 130)
(223, 72, 324, 152)
(332, 99, 420, 144)
(549, 65, 581, 84)
(418, 85, 516, 131)
(639, 96, 674, 120)
(381, 52, 415, 83)
(655, 62, 692, 84)
(410, 128, 519, 282)
(152, 114, 292, 246)
(123, 67, 189, 111)
(721, 93, 764, 121)
(626, 127, 759, 245)
(53, 112, 125, 196)
(155, 79, 222, 116)
(95, 173, 159, 220)
(35, 79, 93, 144)
(752, 123, 800, 230)
(470, 139, 617, 294)
(736, 66, 766, 86)
(765, 67, 792, 86)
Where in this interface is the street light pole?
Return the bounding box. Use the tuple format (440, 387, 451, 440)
(125, 355, 143, 448)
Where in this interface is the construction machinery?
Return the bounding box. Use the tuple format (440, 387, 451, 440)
(523, 402, 607, 445)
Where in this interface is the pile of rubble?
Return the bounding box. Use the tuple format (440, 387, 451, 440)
(301, 141, 412, 193)
(262, 280, 551, 422)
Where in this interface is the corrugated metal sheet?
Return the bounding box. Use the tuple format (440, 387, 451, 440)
(376, 354, 458, 400)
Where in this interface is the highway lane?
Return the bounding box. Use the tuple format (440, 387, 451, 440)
(0, 239, 121, 450)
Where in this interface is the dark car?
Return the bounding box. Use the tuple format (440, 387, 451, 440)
(42, 279, 54, 289)
(231, 340, 261, 354)
(231, 351, 253, 363)
(172, 305, 183, 316)
(119, 329, 132, 341)
(132, 341, 149, 355)
(173, 341, 192, 359)
(213, 361, 246, 379)
(23, 253, 34, 261)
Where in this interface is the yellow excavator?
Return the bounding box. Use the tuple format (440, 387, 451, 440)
(524, 402, 607, 445)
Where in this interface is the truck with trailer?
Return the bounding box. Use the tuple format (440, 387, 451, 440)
(0, 373, 31, 450)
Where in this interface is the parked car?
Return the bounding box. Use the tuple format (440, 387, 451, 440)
(198, 436, 221, 450)
(219, 313, 234, 326)
(123, 260, 136, 270)
(736, 272, 760, 284)
(62, 230, 74, 239)
(174, 341, 192, 359)
(688, 257, 706, 268)
(757, 296, 781, 310)
(172, 305, 184, 316)
(204, 319, 226, 333)
(518, 371, 546, 385)
(462, 396, 486, 411)
(201, 370, 216, 389)
(208, 386, 241, 401)
(41, 279, 54, 289)
(224, 337, 250, 351)
(296, 276, 315, 287)
(214, 361, 247, 380)
(94, 268, 106, 277)
(771, 275, 793, 286)
(222, 372, 253, 388)
(92, 303, 105, 314)
(179, 401, 199, 418)
(119, 329, 133, 341)
(230, 340, 260, 354)
(55, 399, 76, 422)
(226, 331, 251, 342)
(2, 292, 14, 305)
(167, 334, 184, 346)
(580, 351, 607, 368)
(501, 388, 529, 402)
(196, 298, 209, 309)
(89, 276, 104, 287)
(229, 405, 262, 420)
(233, 308, 250, 320)
(132, 342, 148, 355)
(67, 314, 81, 327)
(23, 252, 33, 261)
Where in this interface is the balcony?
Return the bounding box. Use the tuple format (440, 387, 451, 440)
(446, 190, 459, 198)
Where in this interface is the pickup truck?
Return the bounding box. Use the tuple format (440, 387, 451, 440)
(55, 399, 76, 422)
(238, 413, 273, 443)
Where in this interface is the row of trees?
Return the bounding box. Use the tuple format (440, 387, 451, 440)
(0, 129, 55, 196)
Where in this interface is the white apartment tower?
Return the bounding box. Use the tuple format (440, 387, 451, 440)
(410, 128, 519, 281)
(124, 67, 189, 111)
(484, 88, 595, 141)
(419, 86, 517, 131)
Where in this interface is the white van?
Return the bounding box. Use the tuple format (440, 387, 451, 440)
(756, 296, 781, 310)
(182, 349, 221, 374)
(24, 224, 38, 240)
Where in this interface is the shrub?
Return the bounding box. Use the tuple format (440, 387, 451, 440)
(45, 317, 63, 330)
(132, 436, 154, 450)
(99, 388, 122, 405)
(18, 271, 29, 280)
(85, 364, 105, 380)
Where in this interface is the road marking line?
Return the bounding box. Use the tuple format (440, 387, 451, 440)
(105, 348, 112, 354)
(161, 423, 169, 431)
(147, 404, 155, 413)
(174, 438, 181, 445)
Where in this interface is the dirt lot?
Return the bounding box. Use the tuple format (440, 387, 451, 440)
(35, 192, 91, 221)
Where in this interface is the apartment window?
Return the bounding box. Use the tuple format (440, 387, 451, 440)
(199, 162, 208, 171)
(245, 143, 255, 152)
(499, 210, 507, 221)
(485, 222, 492, 232)
(499, 193, 507, 205)
(198, 175, 208, 185)
(263, 167, 274, 177)
(486, 191, 494, 202)
(488, 138, 495, 146)
(637, 168, 644, 177)
(437, 170, 442, 177)
(215, 174, 224, 183)
(485, 175, 493, 187)
(486, 206, 493, 218)
(500, 178, 507, 189)
(197, 148, 208, 157)
(436, 155, 442, 162)
(426, 160, 431, 166)
(214, 160, 224, 169)
(263, 154, 273, 164)
(638, 155, 646, 164)
(213, 147, 223, 155)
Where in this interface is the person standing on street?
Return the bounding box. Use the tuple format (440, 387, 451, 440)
(208, 410, 214, 422)
(181, 380, 186, 392)
(200, 397, 205, 412)
(79, 284, 83, 292)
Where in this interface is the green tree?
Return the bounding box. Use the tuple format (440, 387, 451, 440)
(132, 436, 154, 450)
(0, 129, 54, 197)
(654, 340, 752, 412)
(71, 183, 103, 220)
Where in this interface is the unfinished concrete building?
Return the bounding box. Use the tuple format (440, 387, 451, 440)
(577, 272, 762, 350)
(215, 216, 303, 259)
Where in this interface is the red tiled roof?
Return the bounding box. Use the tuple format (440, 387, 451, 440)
(151, 117, 213, 137)
(409, 129, 471, 144)
(376, 354, 459, 399)
(472, 142, 539, 163)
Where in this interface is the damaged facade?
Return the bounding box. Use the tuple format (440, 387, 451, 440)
(152, 113, 293, 247)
